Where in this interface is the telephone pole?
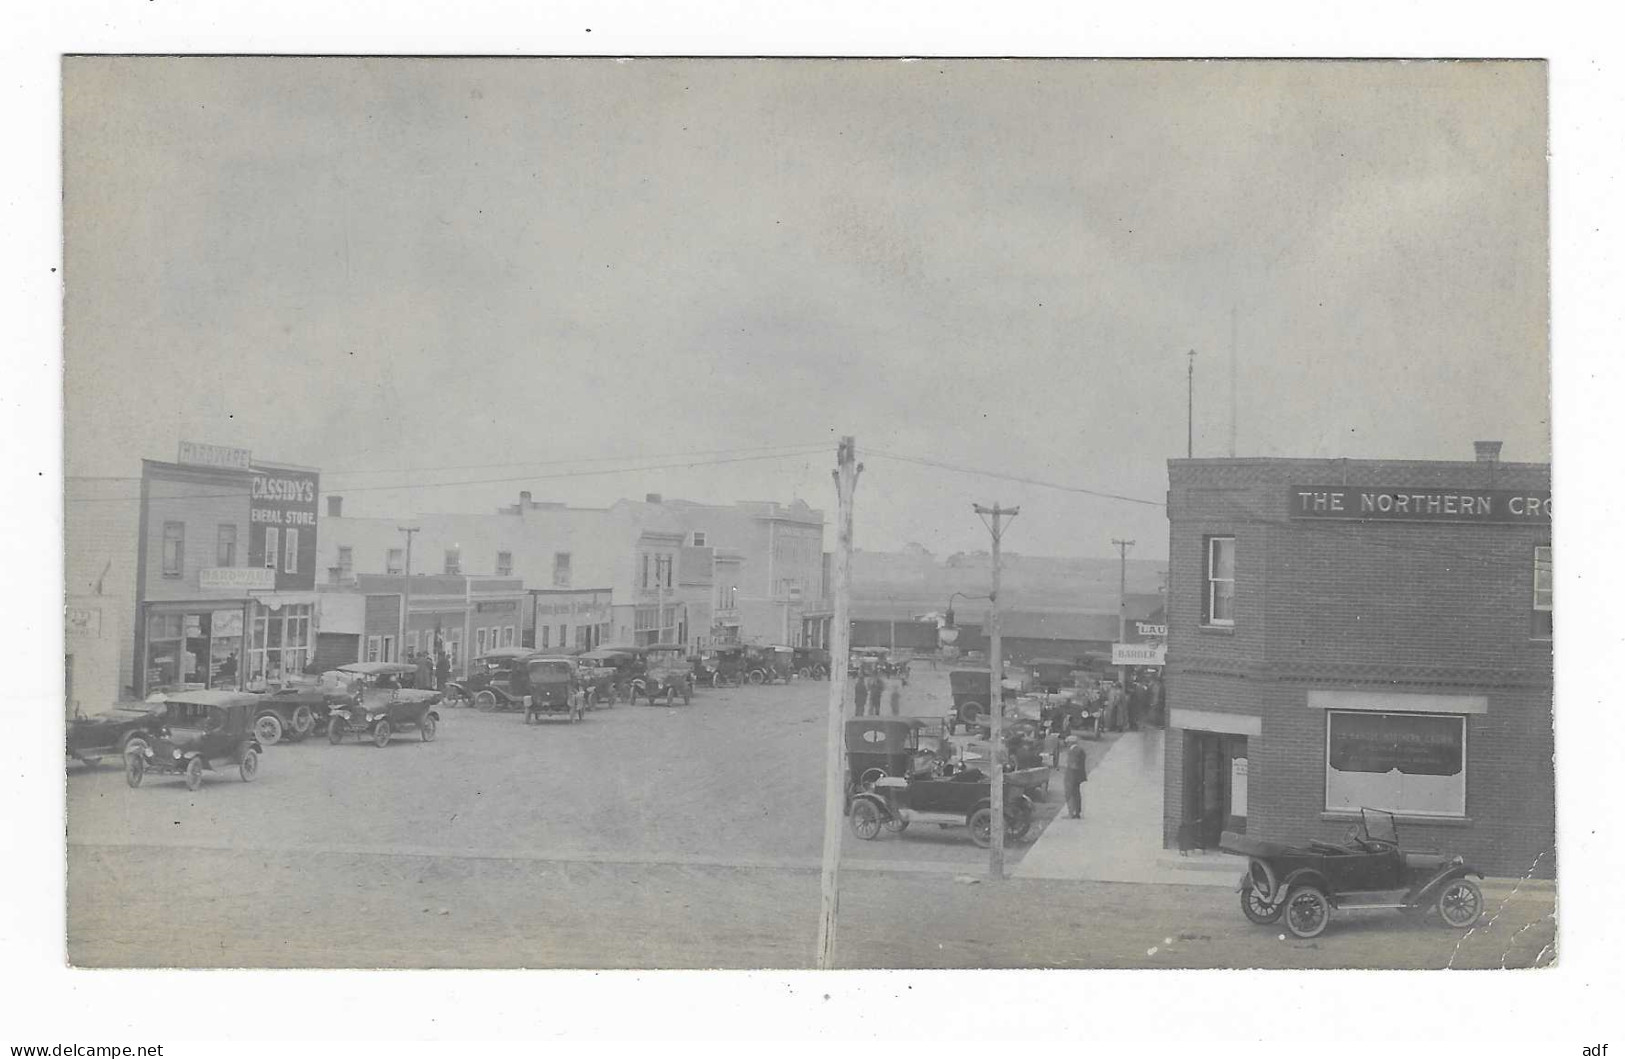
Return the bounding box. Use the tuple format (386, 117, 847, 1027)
(397, 525, 420, 664)
(974, 501, 1019, 879)
(1229, 307, 1238, 457)
(1113, 538, 1135, 686)
(816, 436, 861, 969)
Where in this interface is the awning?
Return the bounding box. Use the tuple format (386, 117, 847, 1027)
(250, 591, 320, 610)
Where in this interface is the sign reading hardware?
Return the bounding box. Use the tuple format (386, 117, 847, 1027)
(1288, 486, 1550, 524)
(177, 440, 252, 470)
(200, 567, 276, 591)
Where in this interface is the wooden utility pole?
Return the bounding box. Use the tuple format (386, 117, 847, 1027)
(816, 436, 861, 969)
(1229, 308, 1238, 458)
(974, 502, 1019, 879)
(1186, 349, 1197, 458)
(397, 525, 420, 664)
(1113, 538, 1135, 687)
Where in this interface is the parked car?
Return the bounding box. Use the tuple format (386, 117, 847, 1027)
(569, 655, 620, 708)
(243, 676, 334, 745)
(635, 645, 694, 705)
(124, 691, 264, 791)
(66, 702, 167, 767)
(844, 717, 1034, 848)
(578, 646, 647, 700)
(746, 644, 795, 685)
(521, 656, 587, 724)
(326, 662, 443, 747)
(792, 646, 831, 680)
(1027, 658, 1085, 695)
(946, 669, 1024, 733)
(698, 645, 749, 687)
(444, 647, 535, 709)
(1219, 808, 1486, 938)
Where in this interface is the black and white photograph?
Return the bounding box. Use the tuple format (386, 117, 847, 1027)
(57, 54, 1555, 971)
(7, 2, 1621, 1049)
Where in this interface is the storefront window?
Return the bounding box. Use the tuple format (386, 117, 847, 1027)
(245, 603, 313, 685)
(1325, 710, 1466, 817)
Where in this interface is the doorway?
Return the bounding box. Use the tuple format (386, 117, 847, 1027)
(1182, 731, 1248, 849)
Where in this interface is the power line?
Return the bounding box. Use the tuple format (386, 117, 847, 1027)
(867, 449, 1166, 508)
(64, 447, 831, 505)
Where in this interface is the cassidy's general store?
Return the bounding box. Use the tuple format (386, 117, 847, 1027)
(132, 447, 322, 696)
(1162, 445, 1554, 877)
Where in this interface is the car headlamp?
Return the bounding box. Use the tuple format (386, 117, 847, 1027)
(172, 748, 182, 760)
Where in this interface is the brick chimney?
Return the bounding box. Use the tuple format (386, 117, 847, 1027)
(1473, 440, 1503, 463)
(327, 495, 343, 517)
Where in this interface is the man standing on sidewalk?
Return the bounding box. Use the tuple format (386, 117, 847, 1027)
(1063, 736, 1088, 819)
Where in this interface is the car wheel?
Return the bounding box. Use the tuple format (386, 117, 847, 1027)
(1436, 879, 1483, 929)
(184, 757, 205, 792)
(1008, 804, 1033, 842)
(747, 669, 765, 686)
(849, 800, 883, 840)
(968, 808, 994, 848)
(328, 720, 346, 745)
(421, 715, 438, 742)
(122, 734, 150, 759)
(474, 691, 497, 712)
(124, 752, 145, 788)
(239, 749, 259, 782)
(798, 667, 811, 679)
(373, 721, 392, 748)
(884, 815, 909, 833)
(958, 701, 983, 727)
(254, 712, 284, 746)
(290, 705, 315, 737)
(1283, 886, 1331, 939)
(814, 665, 828, 680)
(1241, 885, 1283, 925)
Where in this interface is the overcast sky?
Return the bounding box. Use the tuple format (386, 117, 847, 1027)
(63, 58, 1548, 559)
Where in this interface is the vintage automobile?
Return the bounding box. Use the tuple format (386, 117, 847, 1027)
(521, 656, 587, 724)
(1219, 808, 1486, 939)
(1028, 658, 1085, 695)
(243, 676, 337, 745)
(844, 717, 1035, 848)
(326, 662, 443, 747)
(946, 669, 1023, 733)
(124, 691, 263, 791)
(444, 647, 535, 709)
(578, 646, 647, 700)
(698, 644, 750, 687)
(66, 702, 167, 767)
(634, 644, 695, 705)
(746, 645, 795, 685)
(792, 646, 832, 680)
(1043, 686, 1104, 739)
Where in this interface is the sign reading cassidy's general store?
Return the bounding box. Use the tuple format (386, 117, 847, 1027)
(1288, 486, 1551, 524)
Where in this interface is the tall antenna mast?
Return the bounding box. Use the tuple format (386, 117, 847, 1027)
(1229, 305, 1238, 457)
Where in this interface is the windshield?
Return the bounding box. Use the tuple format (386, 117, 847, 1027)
(1361, 808, 1399, 845)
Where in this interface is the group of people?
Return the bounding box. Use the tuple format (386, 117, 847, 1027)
(1081, 671, 1165, 733)
(407, 648, 451, 691)
(851, 671, 903, 716)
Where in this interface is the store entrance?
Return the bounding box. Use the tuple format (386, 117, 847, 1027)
(1182, 731, 1248, 849)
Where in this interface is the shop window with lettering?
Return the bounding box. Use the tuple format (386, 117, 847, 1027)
(1204, 536, 1235, 625)
(217, 524, 237, 567)
(263, 527, 279, 570)
(284, 528, 299, 574)
(160, 522, 184, 578)
(1532, 545, 1553, 639)
(496, 551, 513, 577)
(1325, 710, 1466, 817)
(444, 548, 461, 576)
(386, 548, 404, 575)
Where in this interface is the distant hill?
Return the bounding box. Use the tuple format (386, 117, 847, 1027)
(847, 548, 1166, 617)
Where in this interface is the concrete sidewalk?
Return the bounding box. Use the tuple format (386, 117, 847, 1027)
(1014, 728, 1243, 887)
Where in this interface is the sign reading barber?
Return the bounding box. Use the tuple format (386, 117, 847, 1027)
(249, 467, 320, 590)
(1288, 486, 1550, 525)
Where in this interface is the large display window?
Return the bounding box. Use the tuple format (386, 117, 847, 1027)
(246, 602, 313, 685)
(1325, 710, 1466, 817)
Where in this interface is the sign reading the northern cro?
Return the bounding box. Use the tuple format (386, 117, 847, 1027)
(1288, 486, 1550, 524)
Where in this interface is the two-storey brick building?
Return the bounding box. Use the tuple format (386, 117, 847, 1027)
(1163, 445, 1553, 877)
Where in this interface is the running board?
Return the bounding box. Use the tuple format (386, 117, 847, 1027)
(1333, 890, 1412, 910)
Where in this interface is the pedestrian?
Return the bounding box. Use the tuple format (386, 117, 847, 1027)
(868, 673, 886, 717)
(853, 675, 869, 716)
(415, 649, 434, 691)
(1108, 682, 1127, 732)
(436, 650, 450, 692)
(1127, 679, 1145, 732)
(888, 682, 902, 716)
(1150, 675, 1166, 727)
(1063, 735, 1089, 818)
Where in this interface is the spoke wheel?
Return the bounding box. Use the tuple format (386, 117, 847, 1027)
(849, 800, 882, 840)
(1241, 886, 1283, 925)
(125, 752, 145, 788)
(254, 713, 284, 746)
(1436, 879, 1483, 929)
(290, 705, 315, 737)
(373, 721, 392, 748)
(1283, 886, 1331, 939)
(1007, 804, 1033, 842)
(968, 808, 994, 848)
(420, 715, 437, 742)
(239, 749, 259, 782)
(748, 670, 765, 686)
(474, 691, 498, 712)
(184, 756, 205, 792)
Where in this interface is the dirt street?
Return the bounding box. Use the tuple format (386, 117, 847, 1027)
(66, 668, 1554, 968)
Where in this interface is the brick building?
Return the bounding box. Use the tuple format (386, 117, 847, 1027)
(1162, 447, 1553, 877)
